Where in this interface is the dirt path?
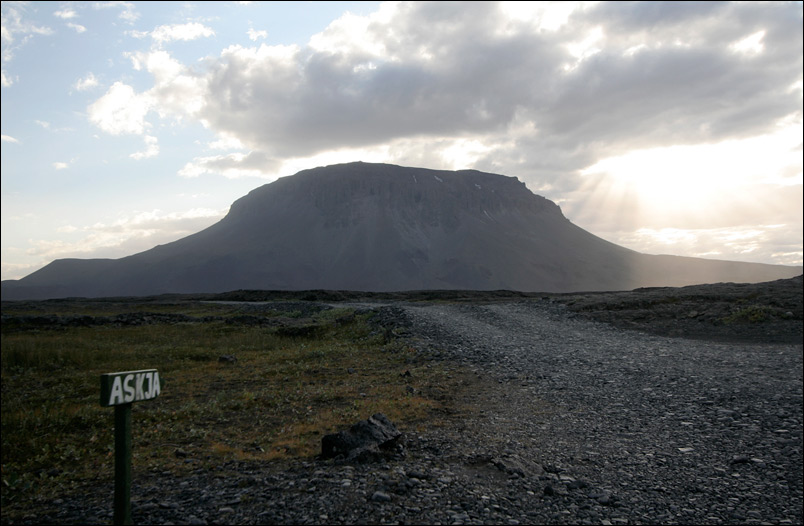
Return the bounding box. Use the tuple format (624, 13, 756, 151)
(397, 300, 803, 524)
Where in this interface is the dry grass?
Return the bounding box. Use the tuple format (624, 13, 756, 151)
(1, 301, 470, 514)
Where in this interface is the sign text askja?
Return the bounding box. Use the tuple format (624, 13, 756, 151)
(100, 369, 161, 407)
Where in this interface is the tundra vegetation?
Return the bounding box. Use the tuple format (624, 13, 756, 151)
(0, 298, 470, 514)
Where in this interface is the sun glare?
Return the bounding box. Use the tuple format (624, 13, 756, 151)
(581, 124, 802, 222)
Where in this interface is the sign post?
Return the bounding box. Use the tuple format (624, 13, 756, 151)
(100, 369, 161, 526)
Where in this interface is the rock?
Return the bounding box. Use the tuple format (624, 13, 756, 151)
(218, 354, 237, 364)
(320, 413, 403, 461)
(370, 490, 392, 502)
(491, 455, 533, 477)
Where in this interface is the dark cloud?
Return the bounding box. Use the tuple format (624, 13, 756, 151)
(181, 1, 801, 181)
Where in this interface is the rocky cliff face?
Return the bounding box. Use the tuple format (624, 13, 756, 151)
(3, 162, 801, 299)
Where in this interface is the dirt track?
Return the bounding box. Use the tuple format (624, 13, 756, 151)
(211, 274, 804, 345)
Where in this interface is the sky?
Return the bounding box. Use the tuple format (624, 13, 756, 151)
(1, 1, 802, 282)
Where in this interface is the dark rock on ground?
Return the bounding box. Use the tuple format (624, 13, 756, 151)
(320, 413, 403, 462)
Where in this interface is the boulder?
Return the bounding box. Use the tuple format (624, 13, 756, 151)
(321, 413, 403, 461)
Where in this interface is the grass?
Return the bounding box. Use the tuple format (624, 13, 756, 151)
(1, 300, 471, 515)
(721, 305, 773, 324)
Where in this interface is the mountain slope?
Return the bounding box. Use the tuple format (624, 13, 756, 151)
(3, 162, 801, 299)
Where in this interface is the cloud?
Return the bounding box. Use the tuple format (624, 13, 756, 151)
(21, 208, 225, 269)
(89, 1, 800, 181)
(128, 50, 206, 117)
(52, 161, 69, 170)
(67, 22, 87, 33)
(130, 135, 159, 160)
(160, 1, 798, 178)
(74, 72, 99, 91)
(54, 9, 78, 20)
(207, 134, 245, 150)
(1, 260, 43, 282)
(92, 2, 139, 23)
(247, 28, 267, 41)
(1, 134, 19, 143)
(178, 151, 279, 179)
(88, 81, 152, 135)
(1, 70, 14, 87)
(1, 2, 54, 65)
(602, 224, 804, 267)
(131, 22, 215, 44)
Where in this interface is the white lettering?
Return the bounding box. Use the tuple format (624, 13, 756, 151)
(151, 372, 161, 398)
(135, 373, 146, 401)
(102, 369, 160, 406)
(108, 376, 124, 406)
(123, 374, 135, 403)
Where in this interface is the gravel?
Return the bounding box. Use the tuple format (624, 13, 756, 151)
(9, 297, 802, 525)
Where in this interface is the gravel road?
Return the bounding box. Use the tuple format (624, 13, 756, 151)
(13, 298, 803, 525)
(397, 300, 803, 525)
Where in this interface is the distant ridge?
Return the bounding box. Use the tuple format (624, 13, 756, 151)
(2, 162, 801, 300)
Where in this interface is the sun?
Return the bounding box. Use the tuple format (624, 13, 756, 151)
(579, 123, 802, 227)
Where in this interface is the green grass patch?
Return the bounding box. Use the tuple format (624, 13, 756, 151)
(721, 305, 774, 324)
(1, 301, 469, 515)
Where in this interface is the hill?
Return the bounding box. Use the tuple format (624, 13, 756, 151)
(2, 162, 801, 299)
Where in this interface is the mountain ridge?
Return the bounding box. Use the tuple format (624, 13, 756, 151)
(3, 162, 801, 300)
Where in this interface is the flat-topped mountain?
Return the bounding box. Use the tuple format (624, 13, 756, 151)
(2, 162, 801, 299)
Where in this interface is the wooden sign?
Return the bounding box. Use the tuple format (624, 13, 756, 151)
(100, 369, 161, 407)
(100, 368, 161, 525)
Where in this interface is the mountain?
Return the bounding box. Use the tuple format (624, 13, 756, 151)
(2, 162, 801, 300)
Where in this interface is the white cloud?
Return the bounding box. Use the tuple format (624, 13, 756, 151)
(92, 2, 139, 23)
(67, 22, 87, 33)
(1, 134, 19, 143)
(21, 207, 226, 267)
(178, 151, 279, 179)
(130, 135, 159, 160)
(130, 50, 206, 117)
(1, 70, 14, 87)
(54, 9, 78, 20)
(52, 161, 69, 170)
(247, 28, 267, 41)
(88, 81, 152, 135)
(208, 134, 245, 150)
(74, 72, 99, 91)
(1, 2, 54, 64)
(603, 224, 803, 267)
(730, 30, 766, 56)
(156, 0, 797, 174)
(150, 22, 215, 44)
